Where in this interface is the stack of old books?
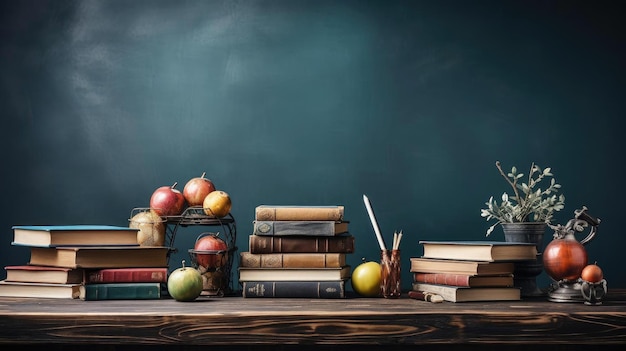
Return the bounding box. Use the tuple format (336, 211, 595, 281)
(409, 240, 537, 302)
(0, 225, 169, 300)
(239, 205, 354, 298)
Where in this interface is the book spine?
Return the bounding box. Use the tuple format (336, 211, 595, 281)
(252, 221, 346, 236)
(249, 235, 355, 254)
(413, 273, 471, 287)
(80, 283, 162, 300)
(239, 252, 345, 268)
(255, 206, 344, 221)
(86, 268, 168, 283)
(411, 283, 458, 302)
(242, 281, 345, 298)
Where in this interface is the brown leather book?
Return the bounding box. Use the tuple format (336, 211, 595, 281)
(239, 251, 347, 268)
(28, 246, 169, 269)
(254, 205, 344, 221)
(249, 235, 355, 254)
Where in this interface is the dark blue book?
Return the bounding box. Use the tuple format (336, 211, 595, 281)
(242, 280, 346, 298)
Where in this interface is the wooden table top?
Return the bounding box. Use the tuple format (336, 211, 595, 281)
(2, 290, 626, 350)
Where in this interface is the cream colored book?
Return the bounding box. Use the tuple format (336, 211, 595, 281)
(239, 266, 351, 282)
(419, 240, 537, 262)
(412, 282, 521, 302)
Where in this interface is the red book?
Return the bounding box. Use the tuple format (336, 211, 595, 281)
(86, 267, 168, 284)
(413, 272, 513, 288)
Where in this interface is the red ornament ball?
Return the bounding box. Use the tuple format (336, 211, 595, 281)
(542, 238, 588, 281)
(581, 263, 604, 283)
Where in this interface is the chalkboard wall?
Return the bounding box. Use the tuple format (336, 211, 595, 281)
(1, 0, 624, 292)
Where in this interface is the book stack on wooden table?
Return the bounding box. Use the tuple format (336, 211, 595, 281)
(409, 241, 538, 302)
(239, 205, 354, 298)
(0, 225, 169, 300)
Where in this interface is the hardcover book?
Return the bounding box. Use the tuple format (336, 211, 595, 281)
(239, 252, 347, 269)
(252, 220, 349, 236)
(86, 267, 168, 283)
(249, 234, 355, 254)
(242, 280, 346, 298)
(12, 225, 140, 247)
(255, 205, 344, 221)
(238, 266, 351, 282)
(79, 282, 162, 300)
(0, 280, 81, 299)
(413, 272, 514, 287)
(411, 282, 521, 302)
(409, 258, 514, 275)
(4, 265, 85, 284)
(419, 240, 537, 262)
(28, 246, 169, 269)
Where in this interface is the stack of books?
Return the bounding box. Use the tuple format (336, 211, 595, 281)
(409, 240, 537, 302)
(239, 205, 354, 298)
(0, 225, 169, 300)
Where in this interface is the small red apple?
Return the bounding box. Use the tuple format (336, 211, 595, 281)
(150, 182, 186, 217)
(183, 172, 216, 207)
(193, 233, 228, 268)
(203, 190, 231, 218)
(581, 262, 604, 283)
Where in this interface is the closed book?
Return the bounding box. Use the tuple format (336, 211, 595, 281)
(412, 282, 521, 302)
(12, 225, 140, 247)
(0, 280, 81, 299)
(249, 235, 355, 254)
(255, 205, 344, 221)
(253, 220, 349, 236)
(409, 258, 514, 275)
(413, 273, 514, 287)
(239, 252, 346, 268)
(242, 280, 346, 298)
(79, 282, 162, 300)
(4, 265, 85, 284)
(28, 246, 169, 269)
(419, 241, 537, 261)
(86, 267, 168, 283)
(239, 266, 351, 281)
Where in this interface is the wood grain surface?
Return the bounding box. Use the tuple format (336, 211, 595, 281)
(1, 290, 626, 350)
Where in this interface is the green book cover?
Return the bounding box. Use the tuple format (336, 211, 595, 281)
(80, 282, 162, 300)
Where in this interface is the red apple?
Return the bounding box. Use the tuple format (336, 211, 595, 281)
(193, 233, 228, 268)
(581, 262, 604, 283)
(203, 190, 231, 218)
(167, 260, 203, 302)
(183, 172, 216, 207)
(150, 182, 186, 217)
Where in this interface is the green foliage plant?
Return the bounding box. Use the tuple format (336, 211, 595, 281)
(481, 161, 566, 236)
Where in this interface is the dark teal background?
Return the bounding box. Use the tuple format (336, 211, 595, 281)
(1, 0, 624, 291)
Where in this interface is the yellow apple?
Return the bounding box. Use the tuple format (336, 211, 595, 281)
(203, 190, 232, 218)
(351, 260, 382, 297)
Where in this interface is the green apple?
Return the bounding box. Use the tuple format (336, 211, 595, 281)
(351, 259, 382, 297)
(167, 260, 203, 302)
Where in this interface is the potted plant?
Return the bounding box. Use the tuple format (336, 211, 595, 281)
(480, 161, 566, 297)
(481, 161, 566, 237)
